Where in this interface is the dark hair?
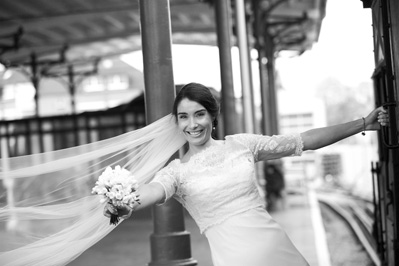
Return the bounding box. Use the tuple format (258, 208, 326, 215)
(172, 82, 220, 128)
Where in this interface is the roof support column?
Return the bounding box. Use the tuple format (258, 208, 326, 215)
(234, 0, 256, 133)
(252, 0, 270, 136)
(30, 53, 40, 117)
(215, 0, 239, 135)
(67, 65, 77, 115)
(257, 48, 272, 135)
(263, 31, 279, 135)
(29, 53, 44, 152)
(139, 1, 197, 265)
(66, 65, 79, 146)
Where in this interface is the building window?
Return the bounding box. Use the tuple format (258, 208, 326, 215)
(1, 82, 35, 119)
(280, 113, 313, 132)
(82, 76, 105, 92)
(3, 84, 16, 100)
(81, 74, 129, 92)
(106, 75, 129, 91)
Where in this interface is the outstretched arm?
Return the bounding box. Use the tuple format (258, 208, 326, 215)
(103, 183, 166, 219)
(135, 183, 166, 211)
(301, 106, 387, 151)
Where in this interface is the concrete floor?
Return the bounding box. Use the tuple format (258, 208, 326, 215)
(69, 188, 323, 266)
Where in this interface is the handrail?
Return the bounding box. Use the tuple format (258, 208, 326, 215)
(381, 102, 399, 149)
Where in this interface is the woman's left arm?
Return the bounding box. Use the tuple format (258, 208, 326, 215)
(301, 106, 388, 151)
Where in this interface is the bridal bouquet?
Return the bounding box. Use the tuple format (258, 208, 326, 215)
(92, 165, 140, 225)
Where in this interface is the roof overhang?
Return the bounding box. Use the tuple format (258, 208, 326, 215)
(0, 0, 326, 68)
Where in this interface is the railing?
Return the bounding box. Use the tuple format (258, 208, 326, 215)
(0, 95, 146, 158)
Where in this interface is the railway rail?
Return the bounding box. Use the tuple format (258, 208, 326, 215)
(317, 190, 380, 266)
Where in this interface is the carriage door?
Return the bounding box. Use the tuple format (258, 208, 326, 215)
(370, 0, 399, 265)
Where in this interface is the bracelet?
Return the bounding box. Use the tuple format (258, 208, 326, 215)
(361, 117, 366, 136)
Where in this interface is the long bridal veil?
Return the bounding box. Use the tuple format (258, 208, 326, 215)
(0, 114, 186, 266)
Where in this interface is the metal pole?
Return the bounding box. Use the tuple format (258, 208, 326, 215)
(67, 65, 80, 146)
(0, 126, 16, 230)
(139, 1, 196, 265)
(264, 31, 279, 135)
(257, 48, 271, 135)
(30, 54, 40, 117)
(67, 65, 77, 114)
(234, 0, 255, 133)
(245, 7, 257, 133)
(251, 0, 269, 135)
(215, 0, 239, 135)
(30, 54, 44, 152)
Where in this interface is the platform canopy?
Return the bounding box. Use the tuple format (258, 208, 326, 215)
(0, 0, 326, 67)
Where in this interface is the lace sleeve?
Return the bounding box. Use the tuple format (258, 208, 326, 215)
(150, 160, 180, 205)
(230, 133, 303, 162)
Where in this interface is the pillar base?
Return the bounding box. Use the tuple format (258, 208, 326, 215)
(149, 231, 197, 266)
(148, 258, 198, 266)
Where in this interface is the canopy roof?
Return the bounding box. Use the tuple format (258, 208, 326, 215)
(0, 0, 326, 68)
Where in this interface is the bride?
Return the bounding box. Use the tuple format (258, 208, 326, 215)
(104, 82, 388, 266)
(0, 82, 388, 266)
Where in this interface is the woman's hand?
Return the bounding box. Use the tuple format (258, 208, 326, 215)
(365, 106, 389, 130)
(102, 183, 166, 222)
(103, 202, 135, 220)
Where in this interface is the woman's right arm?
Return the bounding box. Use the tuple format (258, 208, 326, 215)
(135, 182, 166, 211)
(103, 182, 166, 219)
(104, 161, 178, 220)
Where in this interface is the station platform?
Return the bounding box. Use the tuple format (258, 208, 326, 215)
(70, 185, 329, 266)
(272, 186, 331, 266)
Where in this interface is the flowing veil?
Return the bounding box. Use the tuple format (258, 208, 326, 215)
(0, 114, 186, 266)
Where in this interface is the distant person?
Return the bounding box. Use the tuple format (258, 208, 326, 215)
(264, 163, 286, 212)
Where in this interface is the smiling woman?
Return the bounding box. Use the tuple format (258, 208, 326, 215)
(104, 82, 387, 266)
(176, 99, 214, 148)
(104, 82, 311, 266)
(172, 83, 221, 155)
(145, 83, 310, 265)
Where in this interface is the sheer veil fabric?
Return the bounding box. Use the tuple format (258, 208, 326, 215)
(0, 114, 186, 266)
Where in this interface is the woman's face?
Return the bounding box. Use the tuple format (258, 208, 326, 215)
(176, 98, 213, 147)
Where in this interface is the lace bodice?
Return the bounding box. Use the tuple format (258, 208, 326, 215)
(151, 133, 303, 233)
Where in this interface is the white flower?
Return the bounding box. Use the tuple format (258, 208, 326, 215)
(107, 191, 116, 199)
(92, 165, 140, 210)
(116, 192, 124, 200)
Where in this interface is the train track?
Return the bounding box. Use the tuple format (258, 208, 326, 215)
(316, 191, 380, 266)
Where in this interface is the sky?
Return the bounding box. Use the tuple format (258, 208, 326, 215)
(122, 0, 375, 100)
(276, 0, 375, 95)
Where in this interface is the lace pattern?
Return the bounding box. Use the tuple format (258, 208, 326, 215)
(151, 160, 180, 204)
(228, 133, 303, 162)
(150, 133, 303, 233)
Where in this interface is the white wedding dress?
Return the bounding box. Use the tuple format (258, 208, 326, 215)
(152, 133, 310, 266)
